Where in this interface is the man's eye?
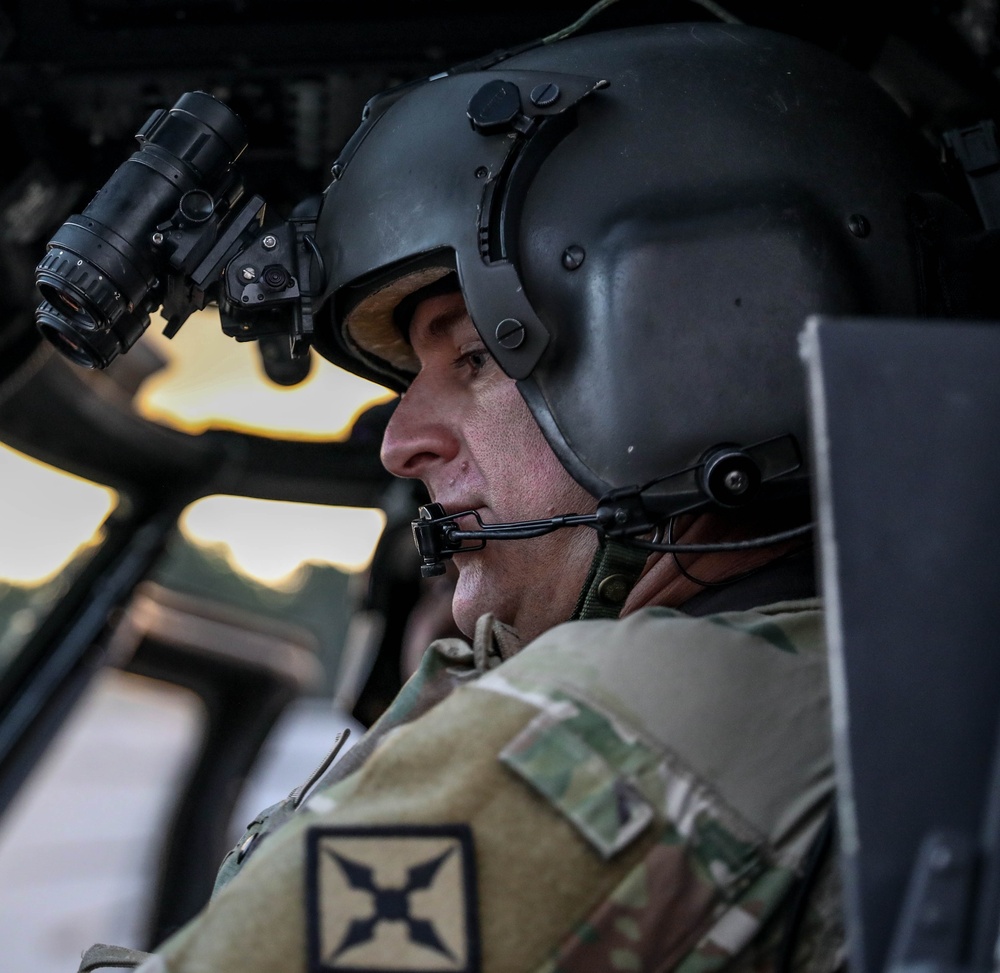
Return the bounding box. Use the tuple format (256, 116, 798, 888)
(454, 347, 490, 374)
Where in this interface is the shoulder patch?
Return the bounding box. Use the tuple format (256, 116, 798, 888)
(499, 695, 659, 859)
(306, 824, 480, 973)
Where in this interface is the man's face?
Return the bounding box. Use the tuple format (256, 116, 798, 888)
(381, 290, 598, 641)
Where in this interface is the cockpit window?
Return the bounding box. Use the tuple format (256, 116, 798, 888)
(0, 443, 117, 677)
(134, 310, 393, 440)
(150, 495, 387, 699)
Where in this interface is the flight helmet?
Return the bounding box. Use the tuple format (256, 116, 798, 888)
(312, 22, 960, 517)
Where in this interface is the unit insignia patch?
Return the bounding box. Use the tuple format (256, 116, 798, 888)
(306, 824, 480, 973)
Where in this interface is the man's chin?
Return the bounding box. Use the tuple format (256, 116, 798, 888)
(450, 566, 506, 639)
(450, 589, 485, 640)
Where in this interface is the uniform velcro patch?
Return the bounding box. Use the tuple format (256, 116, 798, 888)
(499, 696, 659, 858)
(305, 824, 480, 973)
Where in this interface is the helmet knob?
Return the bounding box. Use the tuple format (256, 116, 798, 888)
(468, 79, 523, 135)
(700, 446, 762, 508)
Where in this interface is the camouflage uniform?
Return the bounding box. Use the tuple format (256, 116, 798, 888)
(113, 598, 837, 973)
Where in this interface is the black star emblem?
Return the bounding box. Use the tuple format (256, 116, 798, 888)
(328, 846, 457, 960)
(306, 824, 480, 973)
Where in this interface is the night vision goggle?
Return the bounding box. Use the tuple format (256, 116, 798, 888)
(33, 90, 318, 385)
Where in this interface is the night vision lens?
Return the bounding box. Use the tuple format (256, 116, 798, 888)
(35, 301, 110, 368)
(36, 274, 104, 331)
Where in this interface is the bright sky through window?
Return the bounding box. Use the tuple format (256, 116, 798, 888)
(137, 309, 393, 439)
(0, 444, 116, 584)
(179, 497, 386, 585)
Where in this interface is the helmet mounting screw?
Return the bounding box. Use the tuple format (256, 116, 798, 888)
(562, 245, 586, 270)
(724, 469, 750, 495)
(848, 213, 871, 238)
(701, 446, 762, 507)
(240, 266, 257, 282)
(530, 82, 561, 108)
(496, 318, 526, 349)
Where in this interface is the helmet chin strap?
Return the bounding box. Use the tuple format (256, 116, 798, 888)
(570, 537, 651, 621)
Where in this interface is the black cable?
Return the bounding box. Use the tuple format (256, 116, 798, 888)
(541, 0, 742, 44)
(626, 522, 814, 554)
(667, 516, 769, 588)
(443, 511, 600, 544)
(413, 504, 814, 577)
(302, 234, 326, 293)
(666, 517, 816, 589)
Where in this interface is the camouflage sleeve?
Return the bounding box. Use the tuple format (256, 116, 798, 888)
(135, 599, 835, 973)
(209, 629, 491, 896)
(210, 612, 525, 898)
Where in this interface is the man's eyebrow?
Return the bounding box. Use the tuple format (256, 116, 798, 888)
(423, 304, 473, 339)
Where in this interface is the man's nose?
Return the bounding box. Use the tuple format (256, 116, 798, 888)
(380, 377, 460, 479)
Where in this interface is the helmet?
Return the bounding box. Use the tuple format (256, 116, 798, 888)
(312, 23, 956, 514)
